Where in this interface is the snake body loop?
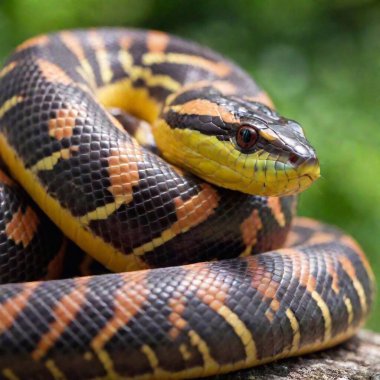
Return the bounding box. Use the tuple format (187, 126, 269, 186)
(0, 29, 374, 379)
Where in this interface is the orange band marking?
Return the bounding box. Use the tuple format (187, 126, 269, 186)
(267, 197, 286, 227)
(36, 59, 73, 85)
(5, 206, 39, 248)
(339, 256, 368, 315)
(170, 98, 239, 124)
(243, 92, 274, 109)
(16, 35, 48, 52)
(119, 35, 133, 50)
(0, 283, 39, 334)
(131, 183, 219, 256)
(32, 278, 89, 361)
(147, 31, 169, 53)
(281, 248, 333, 342)
(91, 273, 148, 351)
(107, 145, 142, 204)
(240, 209, 263, 256)
(0, 170, 15, 187)
(59, 31, 96, 88)
(45, 238, 67, 280)
(48, 108, 81, 140)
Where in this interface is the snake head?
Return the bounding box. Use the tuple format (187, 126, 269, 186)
(154, 87, 320, 197)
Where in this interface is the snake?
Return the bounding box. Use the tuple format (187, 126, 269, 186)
(0, 28, 375, 380)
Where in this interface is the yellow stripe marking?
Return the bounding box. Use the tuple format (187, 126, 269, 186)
(97, 49, 113, 84)
(311, 290, 332, 342)
(91, 276, 148, 352)
(131, 227, 176, 256)
(0, 96, 23, 119)
(344, 296, 354, 325)
(119, 50, 180, 93)
(282, 249, 334, 344)
(142, 52, 231, 77)
(60, 32, 97, 89)
(285, 308, 300, 352)
(77, 63, 97, 89)
(78, 198, 124, 225)
(188, 330, 219, 373)
(339, 257, 368, 316)
(0, 62, 17, 79)
(352, 278, 367, 315)
(216, 305, 257, 361)
(134, 67, 180, 92)
(92, 320, 367, 380)
(0, 133, 147, 272)
(92, 348, 119, 379)
(340, 235, 376, 287)
(141, 345, 160, 372)
(135, 67, 180, 91)
(89, 32, 113, 85)
(118, 50, 133, 70)
(179, 344, 192, 361)
(45, 360, 67, 380)
(30, 150, 70, 172)
(1, 369, 19, 380)
(90, 275, 149, 378)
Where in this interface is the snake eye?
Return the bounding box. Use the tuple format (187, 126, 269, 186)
(236, 125, 258, 150)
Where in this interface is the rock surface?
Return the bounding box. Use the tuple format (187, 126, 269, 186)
(209, 330, 380, 379)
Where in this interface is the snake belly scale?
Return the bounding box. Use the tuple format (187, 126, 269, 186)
(0, 28, 375, 379)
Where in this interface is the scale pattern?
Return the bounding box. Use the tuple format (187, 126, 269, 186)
(0, 29, 375, 379)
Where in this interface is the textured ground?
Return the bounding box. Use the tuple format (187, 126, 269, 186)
(211, 330, 380, 380)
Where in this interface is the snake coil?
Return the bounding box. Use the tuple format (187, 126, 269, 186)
(0, 29, 374, 379)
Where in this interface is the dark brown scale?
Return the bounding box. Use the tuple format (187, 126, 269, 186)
(0, 164, 63, 283)
(0, 29, 375, 379)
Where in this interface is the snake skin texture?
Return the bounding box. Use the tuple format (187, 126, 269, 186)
(0, 164, 64, 284)
(0, 28, 375, 379)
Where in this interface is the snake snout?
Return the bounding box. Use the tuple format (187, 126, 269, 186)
(296, 154, 320, 182)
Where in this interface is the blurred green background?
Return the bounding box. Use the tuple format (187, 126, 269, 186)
(0, 0, 379, 330)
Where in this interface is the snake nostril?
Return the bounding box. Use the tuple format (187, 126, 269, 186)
(289, 153, 300, 166)
(306, 156, 319, 167)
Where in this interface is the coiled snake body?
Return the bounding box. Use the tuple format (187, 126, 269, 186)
(0, 29, 374, 379)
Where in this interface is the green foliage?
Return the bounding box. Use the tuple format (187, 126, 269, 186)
(0, 0, 379, 330)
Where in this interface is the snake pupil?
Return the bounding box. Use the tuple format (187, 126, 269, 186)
(236, 125, 258, 149)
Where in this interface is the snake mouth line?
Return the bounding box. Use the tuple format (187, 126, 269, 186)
(302, 173, 316, 182)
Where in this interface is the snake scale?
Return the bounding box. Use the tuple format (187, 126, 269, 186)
(0, 28, 375, 379)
